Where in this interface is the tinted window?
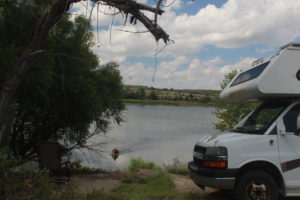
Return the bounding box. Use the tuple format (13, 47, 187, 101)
(283, 104, 300, 134)
(233, 101, 289, 135)
(231, 61, 270, 87)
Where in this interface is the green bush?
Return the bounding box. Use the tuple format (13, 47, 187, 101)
(163, 158, 189, 175)
(0, 147, 23, 177)
(165, 167, 189, 175)
(2, 165, 81, 200)
(128, 157, 160, 172)
(4, 169, 53, 200)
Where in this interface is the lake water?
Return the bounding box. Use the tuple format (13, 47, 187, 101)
(79, 104, 219, 170)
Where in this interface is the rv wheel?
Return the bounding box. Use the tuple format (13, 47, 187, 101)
(235, 170, 278, 200)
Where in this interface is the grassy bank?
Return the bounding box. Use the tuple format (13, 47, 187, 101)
(1, 158, 195, 200)
(85, 158, 195, 200)
(86, 172, 198, 200)
(123, 99, 215, 107)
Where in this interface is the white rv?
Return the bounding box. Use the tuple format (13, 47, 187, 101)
(188, 43, 300, 200)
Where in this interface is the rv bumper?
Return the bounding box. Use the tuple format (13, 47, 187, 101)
(188, 161, 237, 190)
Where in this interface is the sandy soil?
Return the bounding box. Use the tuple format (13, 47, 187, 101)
(75, 171, 126, 193)
(74, 169, 235, 200)
(75, 170, 300, 200)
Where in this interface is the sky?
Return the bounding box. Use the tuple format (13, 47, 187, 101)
(72, 0, 300, 90)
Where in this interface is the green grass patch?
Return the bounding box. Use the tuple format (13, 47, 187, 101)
(123, 174, 147, 184)
(85, 189, 117, 200)
(163, 158, 189, 176)
(128, 157, 161, 172)
(115, 172, 175, 200)
(165, 166, 189, 176)
(85, 172, 198, 200)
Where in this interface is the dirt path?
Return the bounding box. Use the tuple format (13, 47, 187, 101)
(75, 172, 126, 193)
(75, 170, 233, 199)
(169, 174, 203, 194)
(75, 171, 300, 200)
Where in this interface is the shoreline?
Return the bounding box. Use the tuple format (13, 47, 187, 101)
(122, 99, 215, 107)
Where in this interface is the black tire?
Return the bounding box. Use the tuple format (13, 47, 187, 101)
(235, 170, 279, 200)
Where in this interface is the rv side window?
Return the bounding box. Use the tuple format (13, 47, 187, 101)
(283, 104, 300, 134)
(230, 61, 270, 87)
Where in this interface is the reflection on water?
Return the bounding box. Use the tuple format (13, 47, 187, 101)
(79, 105, 219, 170)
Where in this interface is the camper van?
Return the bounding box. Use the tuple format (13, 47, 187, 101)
(188, 43, 300, 200)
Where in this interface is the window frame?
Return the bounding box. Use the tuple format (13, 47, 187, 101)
(230, 61, 270, 87)
(282, 104, 300, 135)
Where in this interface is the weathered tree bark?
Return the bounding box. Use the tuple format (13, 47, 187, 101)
(0, 0, 170, 138)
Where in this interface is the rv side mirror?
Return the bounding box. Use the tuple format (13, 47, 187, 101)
(297, 114, 300, 135)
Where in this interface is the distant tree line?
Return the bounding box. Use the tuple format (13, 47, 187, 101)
(123, 86, 218, 104)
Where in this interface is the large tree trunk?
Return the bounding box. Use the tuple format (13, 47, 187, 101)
(0, 0, 169, 138)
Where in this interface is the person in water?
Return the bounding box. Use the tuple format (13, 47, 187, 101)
(111, 148, 119, 160)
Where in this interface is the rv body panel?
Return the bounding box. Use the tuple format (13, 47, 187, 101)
(221, 45, 300, 102)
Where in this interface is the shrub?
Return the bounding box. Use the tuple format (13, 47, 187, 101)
(163, 158, 189, 175)
(165, 167, 189, 175)
(2, 163, 80, 200)
(128, 157, 160, 172)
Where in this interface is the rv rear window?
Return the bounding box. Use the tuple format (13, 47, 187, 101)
(230, 61, 270, 87)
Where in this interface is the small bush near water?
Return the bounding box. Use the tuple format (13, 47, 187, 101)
(164, 157, 189, 175)
(127, 157, 189, 175)
(165, 166, 189, 175)
(128, 157, 161, 172)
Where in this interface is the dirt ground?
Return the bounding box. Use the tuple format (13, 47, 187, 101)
(75, 169, 234, 200)
(75, 171, 126, 193)
(75, 169, 300, 200)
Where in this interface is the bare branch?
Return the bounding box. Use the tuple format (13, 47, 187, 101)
(114, 28, 149, 34)
(94, 0, 164, 14)
(155, 0, 163, 26)
(93, 0, 170, 43)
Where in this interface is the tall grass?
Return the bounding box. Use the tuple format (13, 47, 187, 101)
(128, 157, 161, 172)
(164, 157, 189, 175)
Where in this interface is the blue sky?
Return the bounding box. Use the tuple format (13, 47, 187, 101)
(73, 0, 300, 89)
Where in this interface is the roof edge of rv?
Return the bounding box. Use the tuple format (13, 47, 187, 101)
(280, 42, 300, 50)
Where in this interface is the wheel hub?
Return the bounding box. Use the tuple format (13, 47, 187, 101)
(247, 182, 268, 200)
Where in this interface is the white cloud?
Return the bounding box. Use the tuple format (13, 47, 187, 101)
(71, 0, 300, 59)
(70, 0, 300, 89)
(256, 48, 275, 53)
(164, 0, 183, 10)
(120, 56, 256, 89)
(160, 0, 300, 56)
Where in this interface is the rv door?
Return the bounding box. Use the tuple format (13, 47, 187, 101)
(277, 103, 300, 193)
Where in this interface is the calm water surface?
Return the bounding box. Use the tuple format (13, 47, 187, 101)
(80, 104, 219, 170)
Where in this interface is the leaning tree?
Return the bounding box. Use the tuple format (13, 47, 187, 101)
(0, 0, 171, 138)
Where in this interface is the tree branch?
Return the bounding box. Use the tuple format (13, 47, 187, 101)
(0, 0, 170, 138)
(94, 0, 169, 42)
